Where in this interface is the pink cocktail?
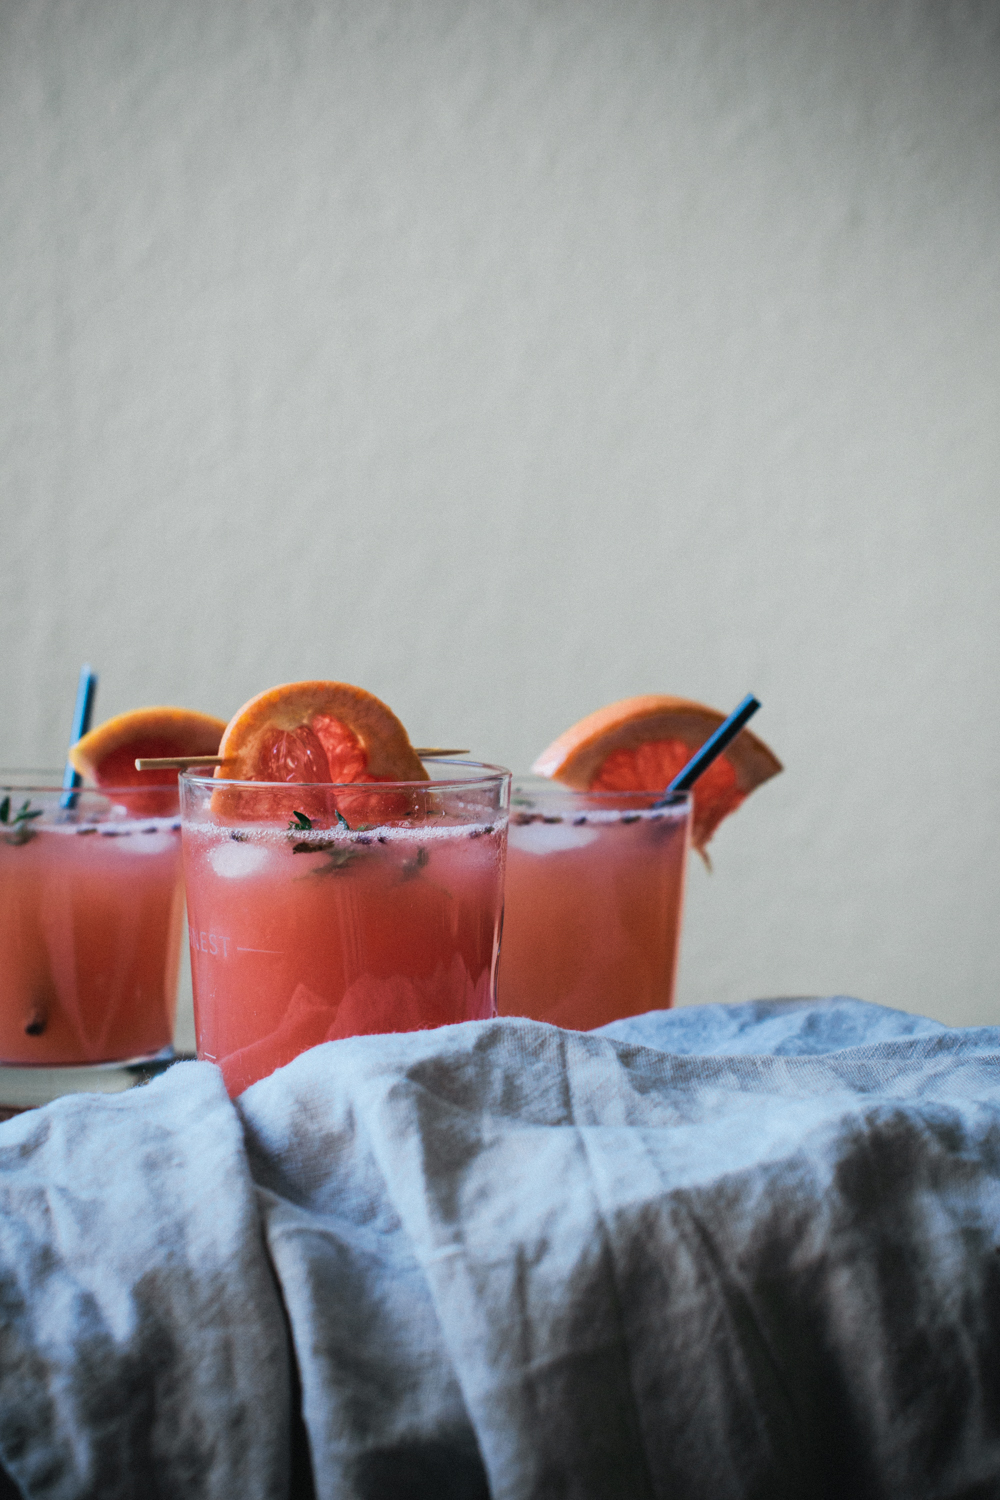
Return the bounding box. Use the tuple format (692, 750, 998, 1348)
(497, 780, 692, 1030)
(0, 781, 183, 1066)
(180, 761, 509, 1095)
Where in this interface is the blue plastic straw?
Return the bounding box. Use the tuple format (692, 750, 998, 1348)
(60, 665, 98, 810)
(653, 693, 761, 805)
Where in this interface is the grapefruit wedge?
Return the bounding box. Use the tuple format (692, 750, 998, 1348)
(68, 706, 228, 816)
(211, 681, 428, 823)
(532, 694, 782, 856)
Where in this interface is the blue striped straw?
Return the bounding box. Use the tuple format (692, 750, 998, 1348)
(60, 665, 98, 810)
(653, 693, 761, 806)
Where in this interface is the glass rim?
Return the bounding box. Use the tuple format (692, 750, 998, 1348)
(511, 775, 691, 808)
(179, 757, 512, 793)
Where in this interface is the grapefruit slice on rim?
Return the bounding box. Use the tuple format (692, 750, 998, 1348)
(531, 694, 782, 856)
(68, 706, 228, 816)
(211, 680, 428, 824)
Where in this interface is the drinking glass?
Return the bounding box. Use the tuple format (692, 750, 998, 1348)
(180, 760, 510, 1096)
(0, 773, 184, 1074)
(497, 777, 692, 1029)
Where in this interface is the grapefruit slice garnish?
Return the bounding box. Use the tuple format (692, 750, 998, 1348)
(69, 707, 228, 787)
(211, 681, 428, 824)
(216, 681, 427, 784)
(68, 706, 228, 816)
(531, 694, 782, 855)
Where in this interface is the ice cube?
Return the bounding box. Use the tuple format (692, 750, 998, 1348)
(127, 833, 175, 856)
(508, 821, 599, 856)
(208, 839, 271, 879)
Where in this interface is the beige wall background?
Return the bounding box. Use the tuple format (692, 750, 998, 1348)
(1, 0, 998, 1031)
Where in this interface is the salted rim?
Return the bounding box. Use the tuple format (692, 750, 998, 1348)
(183, 816, 503, 843)
(11, 816, 183, 835)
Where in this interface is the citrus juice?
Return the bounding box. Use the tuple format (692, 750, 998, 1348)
(0, 786, 183, 1065)
(180, 766, 509, 1096)
(497, 783, 691, 1029)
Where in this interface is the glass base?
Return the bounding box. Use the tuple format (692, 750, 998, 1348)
(0, 1047, 189, 1119)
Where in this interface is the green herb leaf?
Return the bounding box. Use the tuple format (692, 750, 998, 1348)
(335, 810, 351, 831)
(2, 798, 42, 844)
(400, 845, 430, 881)
(289, 810, 313, 831)
(308, 845, 368, 876)
(4, 824, 37, 846)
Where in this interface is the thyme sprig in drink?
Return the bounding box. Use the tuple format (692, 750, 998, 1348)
(498, 781, 691, 1028)
(499, 694, 781, 1029)
(0, 781, 184, 1066)
(181, 762, 509, 1096)
(180, 677, 508, 1096)
(0, 702, 227, 1080)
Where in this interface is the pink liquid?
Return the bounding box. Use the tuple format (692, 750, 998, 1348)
(183, 816, 506, 1096)
(498, 799, 690, 1030)
(0, 810, 183, 1065)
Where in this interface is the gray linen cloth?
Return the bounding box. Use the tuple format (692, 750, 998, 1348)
(2, 997, 1000, 1499)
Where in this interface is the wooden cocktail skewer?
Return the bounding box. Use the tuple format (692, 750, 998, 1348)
(134, 757, 229, 770)
(135, 749, 471, 771)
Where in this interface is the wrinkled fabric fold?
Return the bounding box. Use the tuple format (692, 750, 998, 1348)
(2, 997, 1000, 1499)
(0, 1063, 291, 1500)
(238, 1001, 1000, 1500)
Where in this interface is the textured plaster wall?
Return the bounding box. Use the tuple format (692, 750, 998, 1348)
(1, 0, 998, 1030)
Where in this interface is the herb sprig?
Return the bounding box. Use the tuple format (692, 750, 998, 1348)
(1, 796, 43, 846)
(289, 808, 350, 833)
(400, 845, 430, 881)
(289, 807, 363, 875)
